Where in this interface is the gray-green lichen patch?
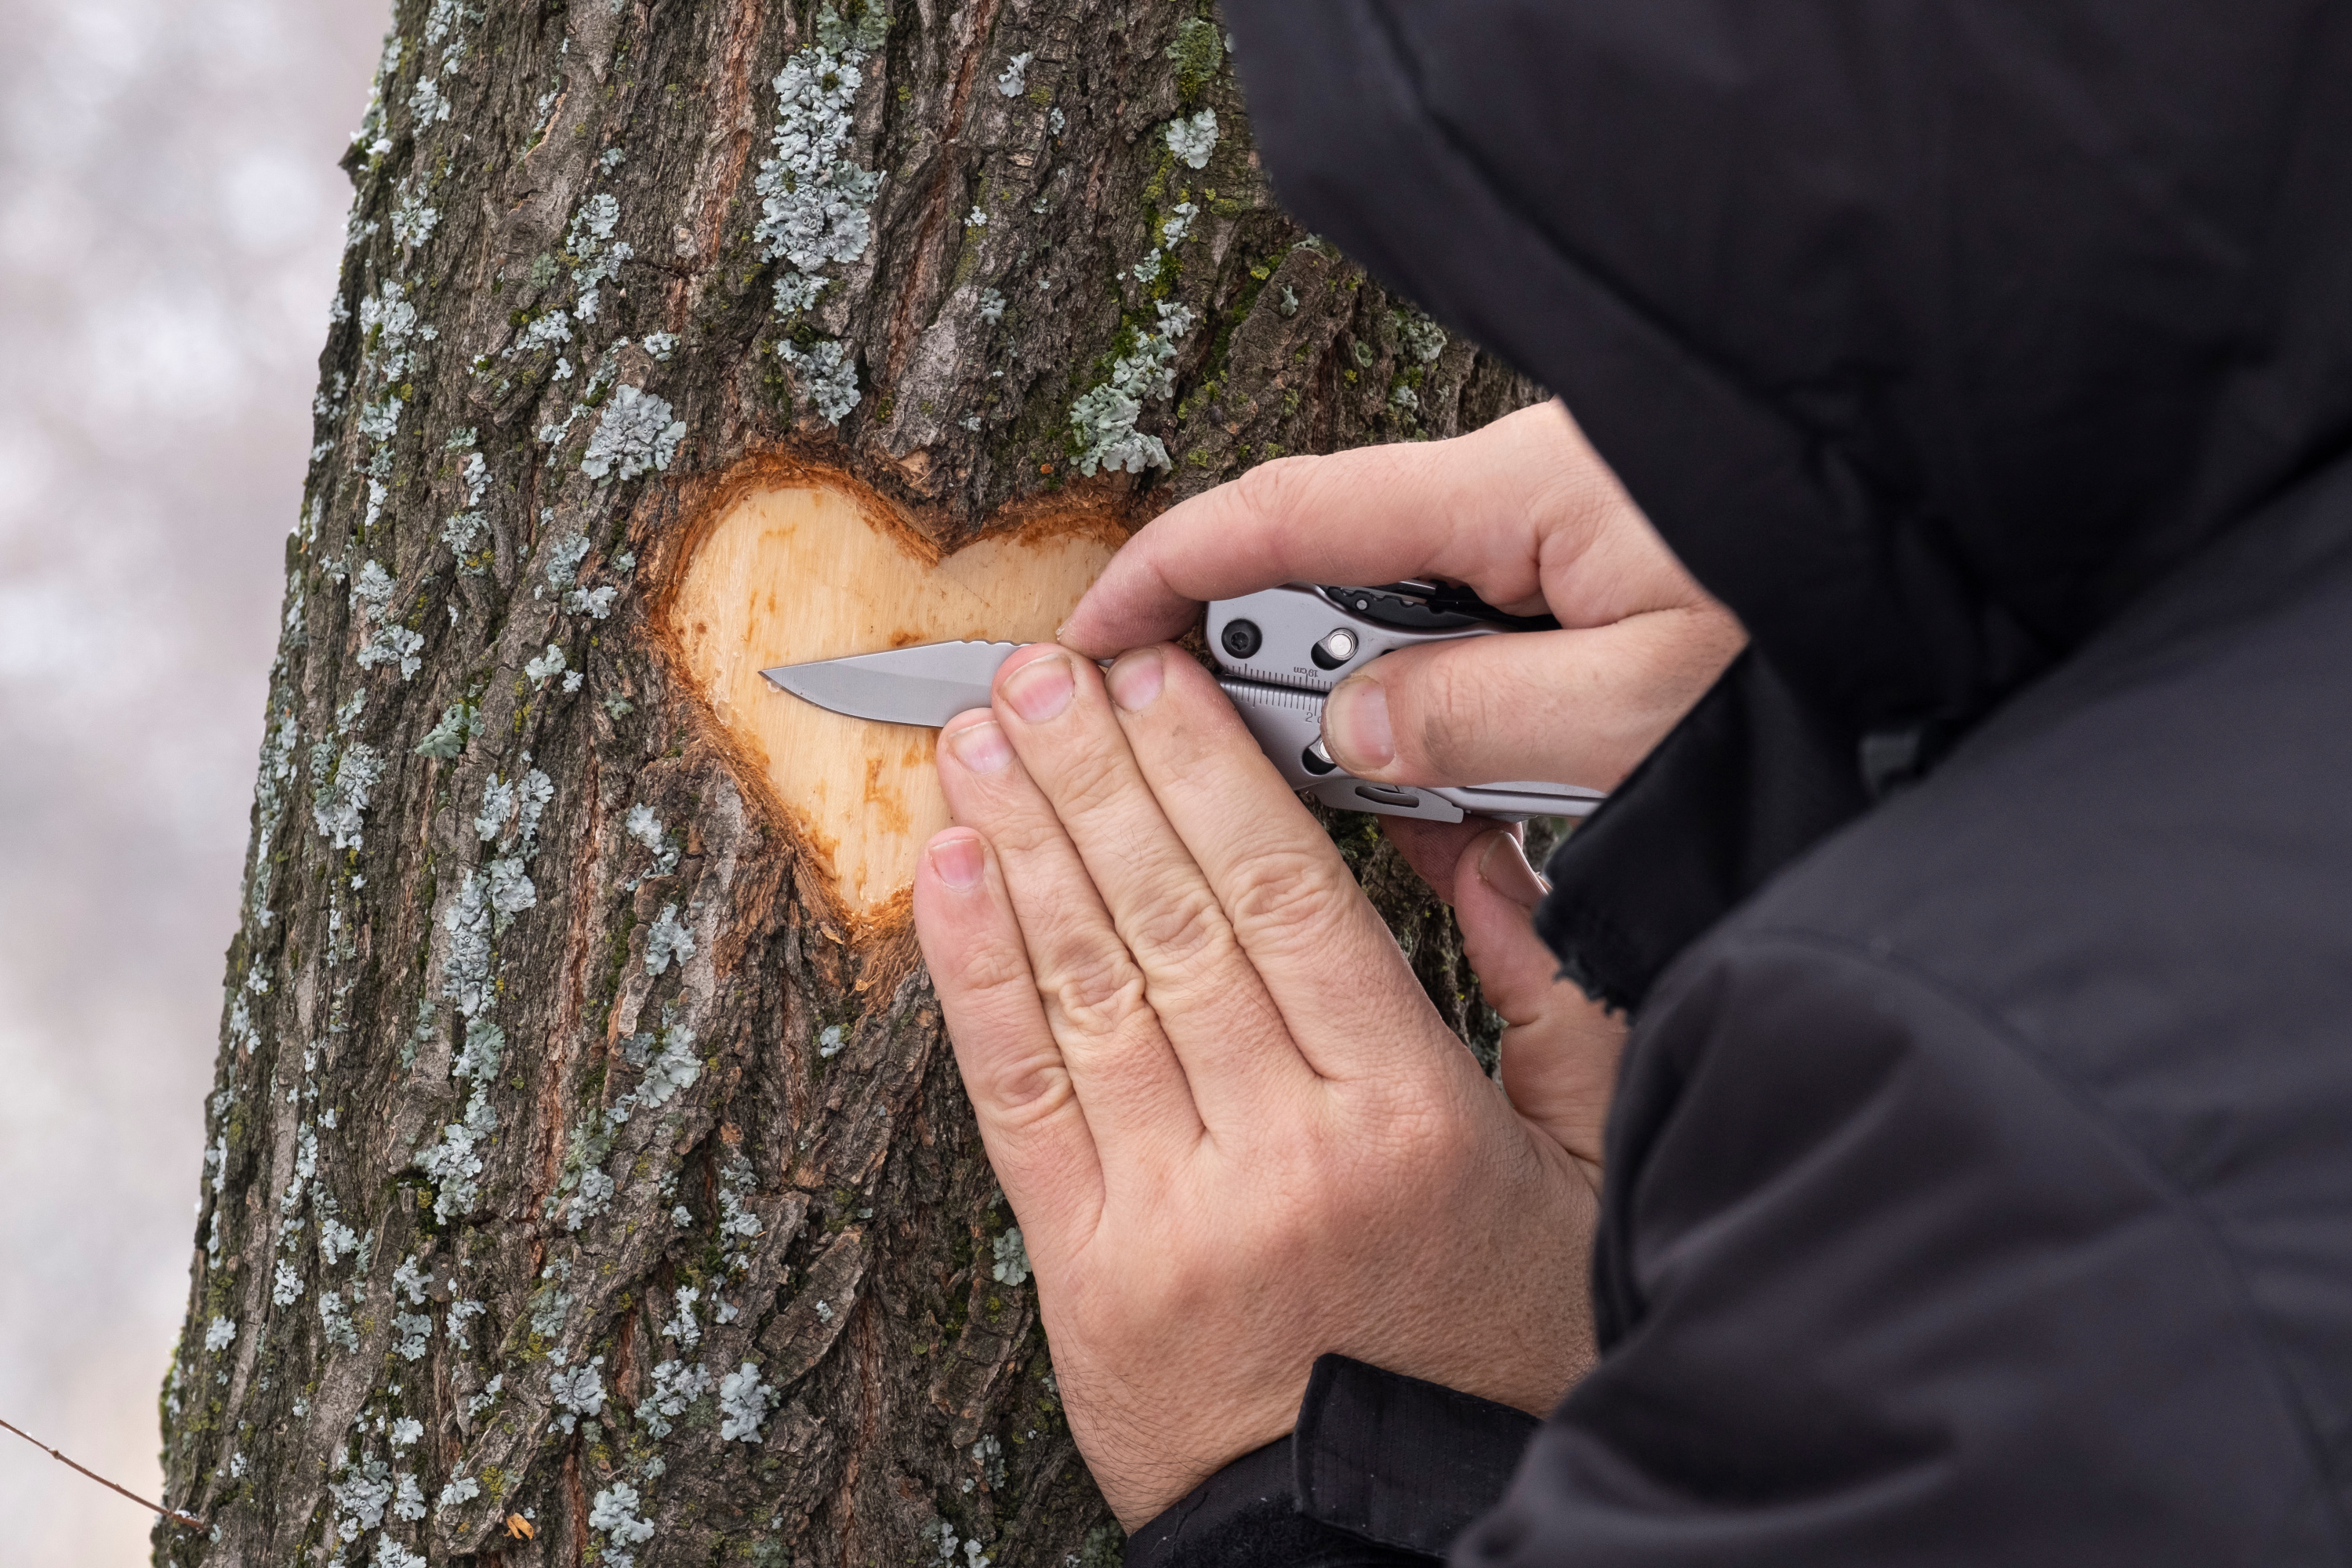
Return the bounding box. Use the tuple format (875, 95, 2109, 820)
(589, 1481, 657, 1566)
(504, 309, 573, 360)
(1069, 303, 1195, 475)
(310, 738, 385, 851)
(644, 902, 695, 976)
(1394, 306, 1447, 365)
(413, 699, 474, 758)
(754, 5, 889, 427)
(352, 561, 425, 679)
(989, 1229, 1030, 1287)
(1165, 109, 1218, 170)
(390, 178, 440, 250)
(775, 270, 829, 318)
(242, 706, 299, 927)
(753, 10, 889, 411)
(523, 642, 569, 688)
(547, 1355, 608, 1433)
(779, 337, 862, 424)
(754, 14, 886, 277)
(580, 386, 684, 481)
(564, 192, 633, 322)
(623, 802, 680, 886)
(633, 1359, 709, 1438)
(716, 1361, 775, 1442)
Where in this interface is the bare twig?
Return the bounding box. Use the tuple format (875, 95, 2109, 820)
(0, 1414, 207, 1531)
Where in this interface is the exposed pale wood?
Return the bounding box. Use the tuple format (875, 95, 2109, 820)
(675, 480, 1121, 914)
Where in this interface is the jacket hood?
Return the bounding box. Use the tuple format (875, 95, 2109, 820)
(1223, 0, 2352, 754)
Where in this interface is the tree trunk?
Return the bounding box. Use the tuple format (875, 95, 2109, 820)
(158, 2, 1538, 1564)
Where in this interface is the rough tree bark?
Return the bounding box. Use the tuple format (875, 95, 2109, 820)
(158, 2, 1540, 1564)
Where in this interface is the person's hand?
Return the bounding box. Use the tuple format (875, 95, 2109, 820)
(1381, 815, 1628, 1186)
(913, 644, 1618, 1527)
(1060, 399, 1744, 795)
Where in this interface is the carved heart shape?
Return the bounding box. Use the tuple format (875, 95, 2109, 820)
(671, 474, 1123, 917)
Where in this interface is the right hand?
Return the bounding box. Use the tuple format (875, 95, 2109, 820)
(1058, 400, 1744, 794)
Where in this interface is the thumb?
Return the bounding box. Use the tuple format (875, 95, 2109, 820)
(1453, 831, 1624, 1181)
(1321, 607, 1741, 791)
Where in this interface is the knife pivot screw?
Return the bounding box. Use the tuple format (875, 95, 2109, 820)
(1309, 628, 1359, 670)
(1221, 619, 1262, 659)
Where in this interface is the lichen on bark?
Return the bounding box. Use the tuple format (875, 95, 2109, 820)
(158, 2, 1539, 1564)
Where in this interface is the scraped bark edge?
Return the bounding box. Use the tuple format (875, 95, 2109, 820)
(645, 448, 1144, 953)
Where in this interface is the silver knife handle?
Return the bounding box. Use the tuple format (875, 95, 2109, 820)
(1216, 677, 1602, 825)
(1207, 582, 1530, 695)
(1427, 781, 1605, 821)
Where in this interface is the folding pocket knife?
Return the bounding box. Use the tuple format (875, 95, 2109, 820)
(761, 582, 1606, 824)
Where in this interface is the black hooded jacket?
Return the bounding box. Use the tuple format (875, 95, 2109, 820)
(1129, 3, 2352, 1563)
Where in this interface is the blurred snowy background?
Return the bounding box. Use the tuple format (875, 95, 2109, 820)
(0, 1, 382, 1559)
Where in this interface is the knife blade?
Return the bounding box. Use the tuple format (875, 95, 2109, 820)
(761, 641, 1020, 728)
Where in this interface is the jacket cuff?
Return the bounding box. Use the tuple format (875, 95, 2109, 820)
(1535, 648, 1870, 1012)
(1123, 1356, 1538, 1568)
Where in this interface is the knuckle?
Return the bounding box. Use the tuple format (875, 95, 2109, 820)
(1225, 847, 1354, 956)
(983, 1051, 1079, 1131)
(1040, 940, 1150, 1037)
(1125, 884, 1241, 982)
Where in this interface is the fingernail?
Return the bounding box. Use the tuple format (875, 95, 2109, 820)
(947, 719, 1013, 773)
(1106, 648, 1163, 712)
(1003, 652, 1075, 723)
(1477, 832, 1546, 911)
(1323, 677, 1395, 772)
(931, 833, 985, 889)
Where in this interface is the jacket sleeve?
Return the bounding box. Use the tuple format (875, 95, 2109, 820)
(1126, 1357, 1538, 1568)
(1454, 931, 2332, 1566)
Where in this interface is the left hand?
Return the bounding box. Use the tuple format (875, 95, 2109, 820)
(912, 641, 1624, 1529)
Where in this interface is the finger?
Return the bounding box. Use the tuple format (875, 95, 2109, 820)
(1100, 644, 1456, 1083)
(1379, 816, 1521, 905)
(914, 828, 1105, 1253)
(987, 646, 1315, 1123)
(1451, 831, 1623, 1179)
(1060, 403, 1634, 658)
(1320, 606, 1744, 791)
(936, 706, 1204, 1164)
